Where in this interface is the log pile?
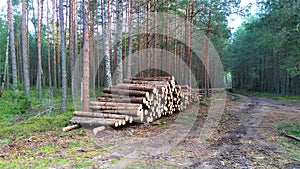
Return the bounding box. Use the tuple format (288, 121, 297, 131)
(70, 76, 204, 128)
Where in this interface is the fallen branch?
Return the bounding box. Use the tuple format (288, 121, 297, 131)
(284, 133, 300, 142)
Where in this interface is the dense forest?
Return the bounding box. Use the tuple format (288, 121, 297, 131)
(226, 0, 300, 95)
(0, 0, 299, 112)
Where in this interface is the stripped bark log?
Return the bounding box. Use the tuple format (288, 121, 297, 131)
(71, 117, 124, 127)
(103, 88, 150, 97)
(98, 97, 147, 104)
(74, 111, 133, 122)
(62, 124, 81, 132)
(90, 101, 142, 108)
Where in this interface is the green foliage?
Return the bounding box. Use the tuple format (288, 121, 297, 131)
(225, 0, 300, 95)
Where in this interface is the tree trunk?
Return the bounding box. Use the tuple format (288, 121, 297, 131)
(115, 0, 123, 84)
(52, 0, 57, 97)
(69, 0, 74, 99)
(22, 0, 30, 102)
(205, 7, 212, 97)
(56, 2, 61, 89)
(127, 0, 133, 79)
(2, 35, 9, 92)
(103, 0, 112, 86)
(59, 0, 67, 113)
(89, 0, 96, 97)
(8, 0, 18, 101)
(37, 0, 44, 100)
(47, 0, 51, 88)
(82, 0, 90, 112)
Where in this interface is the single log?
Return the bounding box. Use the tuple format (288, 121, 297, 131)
(98, 97, 147, 104)
(90, 101, 142, 108)
(123, 79, 151, 84)
(71, 117, 121, 127)
(62, 124, 81, 132)
(97, 109, 142, 116)
(74, 111, 131, 121)
(90, 105, 142, 111)
(103, 88, 149, 97)
(130, 76, 174, 81)
(115, 83, 156, 92)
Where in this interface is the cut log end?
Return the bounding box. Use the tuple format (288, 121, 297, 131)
(62, 124, 81, 132)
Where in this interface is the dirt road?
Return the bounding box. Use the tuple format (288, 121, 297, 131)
(91, 93, 300, 168)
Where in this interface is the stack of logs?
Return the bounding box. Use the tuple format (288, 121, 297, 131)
(70, 76, 204, 128)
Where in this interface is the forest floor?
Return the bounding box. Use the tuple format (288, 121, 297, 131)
(0, 92, 300, 168)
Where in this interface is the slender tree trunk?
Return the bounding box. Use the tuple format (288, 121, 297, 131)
(52, 0, 57, 97)
(83, 0, 90, 112)
(8, 0, 18, 101)
(89, 0, 95, 97)
(73, 0, 78, 99)
(115, 0, 123, 84)
(137, 0, 141, 76)
(22, 0, 30, 101)
(205, 7, 212, 97)
(185, 3, 190, 85)
(56, 2, 61, 89)
(69, 0, 74, 99)
(47, 0, 51, 88)
(107, 0, 112, 70)
(153, 0, 157, 77)
(2, 35, 9, 92)
(37, 0, 43, 100)
(102, 0, 112, 86)
(59, 0, 67, 113)
(127, 0, 133, 79)
(146, 0, 150, 76)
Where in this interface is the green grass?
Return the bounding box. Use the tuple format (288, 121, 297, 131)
(276, 121, 300, 160)
(278, 121, 300, 138)
(235, 90, 300, 101)
(200, 98, 211, 106)
(0, 88, 75, 143)
(39, 145, 56, 155)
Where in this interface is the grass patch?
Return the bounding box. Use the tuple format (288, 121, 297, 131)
(235, 90, 300, 102)
(200, 98, 211, 106)
(276, 121, 300, 160)
(39, 145, 56, 155)
(278, 121, 300, 138)
(0, 111, 73, 141)
(0, 88, 76, 143)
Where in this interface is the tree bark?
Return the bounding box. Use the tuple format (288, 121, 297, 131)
(59, 0, 67, 113)
(127, 0, 133, 79)
(103, 0, 112, 86)
(89, 0, 96, 97)
(115, 0, 123, 84)
(22, 0, 30, 102)
(47, 0, 51, 88)
(69, 0, 74, 99)
(37, 0, 44, 100)
(8, 0, 18, 101)
(82, 0, 90, 112)
(52, 0, 57, 97)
